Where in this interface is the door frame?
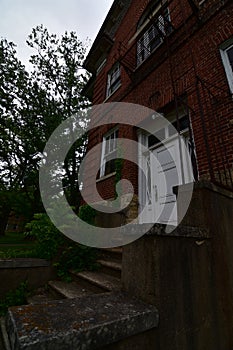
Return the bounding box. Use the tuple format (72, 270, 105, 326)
(138, 119, 194, 224)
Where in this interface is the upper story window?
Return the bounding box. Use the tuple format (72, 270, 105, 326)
(106, 62, 121, 97)
(220, 38, 233, 94)
(137, 1, 172, 65)
(100, 128, 119, 177)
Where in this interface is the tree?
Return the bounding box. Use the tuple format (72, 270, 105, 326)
(27, 25, 90, 207)
(0, 39, 40, 234)
(0, 26, 90, 234)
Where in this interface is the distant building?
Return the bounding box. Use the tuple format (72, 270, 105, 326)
(6, 212, 26, 233)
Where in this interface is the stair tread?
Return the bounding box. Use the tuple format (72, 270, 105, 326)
(97, 259, 122, 271)
(70, 270, 121, 291)
(27, 286, 59, 304)
(48, 280, 93, 299)
(7, 292, 159, 350)
(100, 247, 122, 254)
(27, 293, 56, 304)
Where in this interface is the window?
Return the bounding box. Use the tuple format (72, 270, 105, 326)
(100, 129, 119, 177)
(106, 63, 121, 97)
(220, 40, 233, 93)
(137, 5, 171, 65)
(148, 115, 190, 148)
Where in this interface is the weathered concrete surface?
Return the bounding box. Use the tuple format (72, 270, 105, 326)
(74, 271, 122, 291)
(47, 280, 94, 299)
(122, 181, 233, 350)
(0, 259, 55, 298)
(1, 317, 11, 350)
(97, 259, 122, 278)
(6, 292, 159, 350)
(0, 259, 50, 269)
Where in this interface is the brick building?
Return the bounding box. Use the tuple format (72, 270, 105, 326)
(3, 2, 233, 349)
(83, 0, 233, 226)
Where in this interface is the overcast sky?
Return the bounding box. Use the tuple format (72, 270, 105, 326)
(0, 0, 113, 69)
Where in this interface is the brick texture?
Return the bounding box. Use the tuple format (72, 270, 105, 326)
(83, 0, 233, 204)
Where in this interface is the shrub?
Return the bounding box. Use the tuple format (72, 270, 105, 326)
(24, 213, 98, 279)
(78, 204, 96, 225)
(24, 213, 64, 260)
(0, 281, 28, 316)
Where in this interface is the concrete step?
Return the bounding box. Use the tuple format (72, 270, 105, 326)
(99, 247, 123, 261)
(97, 259, 122, 278)
(70, 270, 121, 292)
(5, 292, 159, 350)
(27, 286, 60, 304)
(48, 280, 95, 299)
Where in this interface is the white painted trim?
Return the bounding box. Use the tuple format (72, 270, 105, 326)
(99, 127, 119, 178)
(106, 62, 121, 98)
(96, 172, 116, 183)
(128, 2, 163, 45)
(104, 83, 122, 102)
(220, 40, 233, 94)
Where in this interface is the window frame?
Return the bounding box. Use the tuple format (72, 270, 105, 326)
(100, 128, 119, 178)
(220, 40, 233, 94)
(106, 62, 121, 97)
(136, 4, 171, 66)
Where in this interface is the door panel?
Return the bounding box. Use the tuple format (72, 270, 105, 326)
(140, 136, 193, 225)
(151, 140, 181, 224)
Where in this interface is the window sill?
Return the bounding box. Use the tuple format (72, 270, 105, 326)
(96, 172, 116, 183)
(104, 84, 122, 102)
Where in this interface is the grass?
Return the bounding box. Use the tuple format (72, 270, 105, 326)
(0, 231, 29, 244)
(0, 231, 37, 258)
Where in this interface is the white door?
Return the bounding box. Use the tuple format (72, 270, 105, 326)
(150, 138, 181, 225)
(140, 136, 193, 225)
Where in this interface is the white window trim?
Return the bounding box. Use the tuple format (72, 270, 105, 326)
(106, 63, 121, 98)
(129, 2, 162, 45)
(100, 127, 119, 178)
(220, 39, 233, 94)
(136, 7, 171, 66)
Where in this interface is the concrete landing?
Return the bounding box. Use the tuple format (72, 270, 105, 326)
(6, 292, 159, 350)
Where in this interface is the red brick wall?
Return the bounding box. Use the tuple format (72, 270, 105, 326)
(83, 0, 233, 203)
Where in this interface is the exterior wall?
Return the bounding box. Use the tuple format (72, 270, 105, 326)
(82, 3, 233, 348)
(85, 0, 233, 206)
(121, 182, 233, 349)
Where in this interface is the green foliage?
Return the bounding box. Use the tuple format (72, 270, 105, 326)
(79, 204, 96, 225)
(0, 231, 29, 244)
(25, 213, 64, 260)
(0, 26, 90, 232)
(0, 281, 28, 316)
(0, 231, 36, 258)
(24, 213, 98, 279)
(54, 244, 98, 281)
(0, 248, 36, 259)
